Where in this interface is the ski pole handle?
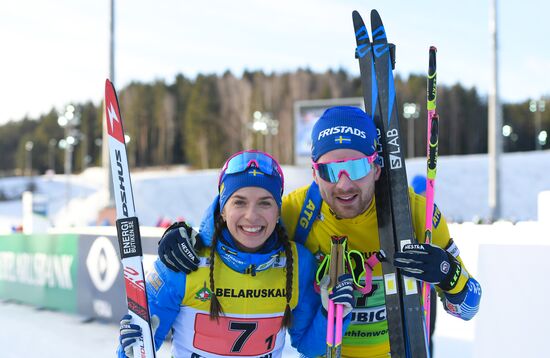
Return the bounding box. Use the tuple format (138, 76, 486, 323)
(334, 240, 346, 357)
(326, 236, 347, 358)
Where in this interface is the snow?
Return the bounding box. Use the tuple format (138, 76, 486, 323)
(1, 149, 550, 357)
(2, 150, 549, 232)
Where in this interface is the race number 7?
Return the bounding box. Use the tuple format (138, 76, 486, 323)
(229, 321, 257, 352)
(194, 313, 281, 355)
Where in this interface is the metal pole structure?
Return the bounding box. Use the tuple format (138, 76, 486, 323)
(488, 0, 502, 221)
(103, 0, 116, 208)
(535, 99, 545, 151)
(49, 139, 57, 172)
(25, 141, 33, 177)
(110, 0, 115, 85)
(403, 103, 419, 158)
(65, 129, 73, 210)
(408, 117, 414, 158)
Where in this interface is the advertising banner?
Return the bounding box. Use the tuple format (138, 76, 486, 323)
(294, 98, 365, 165)
(0, 233, 78, 313)
(77, 232, 160, 322)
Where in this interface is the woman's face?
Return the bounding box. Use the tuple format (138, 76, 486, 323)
(221, 187, 279, 252)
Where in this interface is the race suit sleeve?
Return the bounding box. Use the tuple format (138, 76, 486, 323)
(409, 189, 481, 321)
(146, 259, 188, 349)
(116, 259, 186, 357)
(288, 244, 351, 357)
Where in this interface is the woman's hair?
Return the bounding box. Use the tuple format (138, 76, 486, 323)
(276, 223, 294, 329)
(208, 216, 294, 329)
(208, 215, 225, 321)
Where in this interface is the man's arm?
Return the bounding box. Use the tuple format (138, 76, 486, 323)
(403, 190, 481, 321)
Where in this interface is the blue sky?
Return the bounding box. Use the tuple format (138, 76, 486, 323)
(1, 0, 548, 124)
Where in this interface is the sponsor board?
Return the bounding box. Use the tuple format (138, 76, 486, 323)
(0, 233, 78, 313)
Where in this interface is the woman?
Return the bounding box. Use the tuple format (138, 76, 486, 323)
(117, 150, 353, 358)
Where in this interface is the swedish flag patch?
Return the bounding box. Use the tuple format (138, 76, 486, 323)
(334, 136, 352, 144)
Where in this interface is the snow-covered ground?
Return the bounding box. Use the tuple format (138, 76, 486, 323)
(1, 150, 549, 233)
(1, 149, 550, 357)
(0, 298, 464, 357)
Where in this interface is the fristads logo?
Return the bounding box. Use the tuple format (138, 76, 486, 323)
(317, 126, 366, 140)
(86, 236, 120, 292)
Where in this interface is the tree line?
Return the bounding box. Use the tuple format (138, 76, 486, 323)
(1, 69, 547, 176)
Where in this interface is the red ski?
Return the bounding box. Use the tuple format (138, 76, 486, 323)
(105, 79, 156, 358)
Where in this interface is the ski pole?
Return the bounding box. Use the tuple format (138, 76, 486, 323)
(422, 46, 438, 348)
(326, 236, 347, 358)
(326, 238, 338, 358)
(334, 237, 347, 358)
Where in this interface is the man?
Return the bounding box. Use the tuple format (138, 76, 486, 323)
(159, 106, 482, 357)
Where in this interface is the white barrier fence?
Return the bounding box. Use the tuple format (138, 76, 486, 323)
(434, 221, 550, 358)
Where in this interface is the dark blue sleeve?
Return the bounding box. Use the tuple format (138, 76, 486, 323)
(146, 259, 188, 349)
(443, 276, 482, 321)
(288, 244, 351, 357)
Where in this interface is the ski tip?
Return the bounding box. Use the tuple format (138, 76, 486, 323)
(370, 9, 380, 19)
(429, 46, 437, 52)
(105, 79, 115, 100)
(370, 9, 385, 34)
(352, 10, 365, 28)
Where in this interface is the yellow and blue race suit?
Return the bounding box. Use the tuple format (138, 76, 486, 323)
(282, 184, 481, 358)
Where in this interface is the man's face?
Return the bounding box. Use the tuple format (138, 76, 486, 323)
(314, 149, 380, 219)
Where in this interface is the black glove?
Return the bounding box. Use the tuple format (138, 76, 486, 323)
(393, 243, 462, 291)
(158, 221, 201, 273)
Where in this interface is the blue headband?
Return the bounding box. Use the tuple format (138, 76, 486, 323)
(311, 106, 378, 162)
(218, 151, 283, 211)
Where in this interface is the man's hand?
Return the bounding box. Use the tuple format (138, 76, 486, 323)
(393, 243, 462, 291)
(158, 221, 201, 273)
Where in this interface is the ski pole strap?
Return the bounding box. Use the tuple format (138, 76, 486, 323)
(346, 250, 382, 295)
(294, 181, 323, 245)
